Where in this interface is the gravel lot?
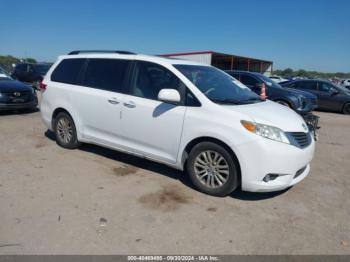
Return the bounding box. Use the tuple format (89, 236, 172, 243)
(0, 100, 349, 254)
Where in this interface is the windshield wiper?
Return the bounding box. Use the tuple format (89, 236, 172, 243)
(238, 97, 265, 103)
(211, 98, 240, 105)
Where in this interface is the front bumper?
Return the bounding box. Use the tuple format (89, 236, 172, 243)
(0, 99, 38, 111)
(235, 135, 315, 192)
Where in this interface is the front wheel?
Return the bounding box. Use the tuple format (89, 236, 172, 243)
(275, 100, 291, 108)
(54, 112, 81, 149)
(186, 142, 239, 197)
(343, 103, 350, 115)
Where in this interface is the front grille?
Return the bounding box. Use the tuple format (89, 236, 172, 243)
(1, 91, 32, 103)
(287, 132, 312, 149)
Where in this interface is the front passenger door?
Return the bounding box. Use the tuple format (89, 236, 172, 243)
(317, 82, 342, 111)
(120, 61, 187, 164)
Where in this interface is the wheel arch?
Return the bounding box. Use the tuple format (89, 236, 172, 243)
(52, 108, 74, 130)
(342, 101, 350, 114)
(273, 98, 293, 108)
(181, 136, 241, 185)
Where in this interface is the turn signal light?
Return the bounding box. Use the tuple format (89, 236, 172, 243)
(241, 120, 256, 132)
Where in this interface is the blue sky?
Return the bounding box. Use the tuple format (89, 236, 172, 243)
(0, 0, 349, 72)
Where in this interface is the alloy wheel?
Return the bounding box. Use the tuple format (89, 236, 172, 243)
(56, 117, 73, 144)
(194, 150, 229, 188)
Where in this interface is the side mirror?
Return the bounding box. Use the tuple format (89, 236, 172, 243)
(330, 88, 339, 95)
(158, 89, 181, 104)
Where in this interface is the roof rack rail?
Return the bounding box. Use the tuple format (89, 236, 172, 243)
(68, 50, 135, 55)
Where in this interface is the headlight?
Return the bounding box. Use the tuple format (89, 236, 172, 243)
(241, 120, 290, 144)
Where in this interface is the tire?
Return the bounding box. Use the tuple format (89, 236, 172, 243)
(54, 112, 81, 149)
(275, 100, 291, 108)
(186, 142, 239, 197)
(343, 103, 350, 115)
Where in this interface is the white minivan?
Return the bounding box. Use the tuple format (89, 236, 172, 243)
(40, 50, 315, 196)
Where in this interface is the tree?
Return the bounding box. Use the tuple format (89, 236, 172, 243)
(295, 69, 307, 77)
(281, 68, 293, 77)
(25, 58, 37, 63)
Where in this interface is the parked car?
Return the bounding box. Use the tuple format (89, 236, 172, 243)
(11, 63, 52, 88)
(281, 79, 350, 114)
(0, 66, 38, 111)
(41, 50, 315, 196)
(269, 75, 288, 83)
(225, 71, 318, 114)
(342, 79, 350, 90)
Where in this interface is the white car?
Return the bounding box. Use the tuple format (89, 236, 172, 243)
(269, 75, 288, 83)
(40, 50, 315, 196)
(342, 79, 350, 89)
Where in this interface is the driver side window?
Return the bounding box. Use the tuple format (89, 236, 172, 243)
(130, 61, 183, 101)
(318, 82, 332, 93)
(240, 75, 261, 93)
(240, 75, 260, 87)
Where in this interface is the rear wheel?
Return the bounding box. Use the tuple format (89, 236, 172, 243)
(343, 103, 350, 115)
(186, 142, 239, 197)
(54, 112, 80, 149)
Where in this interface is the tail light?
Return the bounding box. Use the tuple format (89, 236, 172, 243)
(39, 80, 47, 91)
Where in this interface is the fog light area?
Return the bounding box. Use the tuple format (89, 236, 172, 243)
(263, 174, 280, 182)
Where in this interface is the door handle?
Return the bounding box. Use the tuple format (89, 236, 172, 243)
(123, 101, 136, 108)
(108, 98, 119, 105)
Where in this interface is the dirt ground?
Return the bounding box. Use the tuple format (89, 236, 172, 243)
(0, 102, 349, 254)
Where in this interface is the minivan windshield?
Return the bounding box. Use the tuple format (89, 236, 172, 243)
(174, 65, 263, 105)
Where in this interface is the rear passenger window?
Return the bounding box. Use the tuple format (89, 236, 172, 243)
(51, 59, 86, 85)
(297, 81, 317, 90)
(82, 59, 130, 92)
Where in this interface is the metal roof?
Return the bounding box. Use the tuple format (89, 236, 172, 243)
(159, 51, 272, 64)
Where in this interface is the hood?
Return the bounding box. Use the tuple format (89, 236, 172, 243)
(285, 87, 316, 99)
(223, 100, 307, 132)
(0, 80, 33, 92)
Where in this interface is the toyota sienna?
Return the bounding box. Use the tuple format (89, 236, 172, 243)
(40, 51, 315, 196)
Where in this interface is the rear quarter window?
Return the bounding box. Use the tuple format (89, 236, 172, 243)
(51, 59, 86, 85)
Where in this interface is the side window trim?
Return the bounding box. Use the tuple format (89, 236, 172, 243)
(316, 81, 321, 91)
(76, 59, 89, 86)
(121, 60, 135, 95)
